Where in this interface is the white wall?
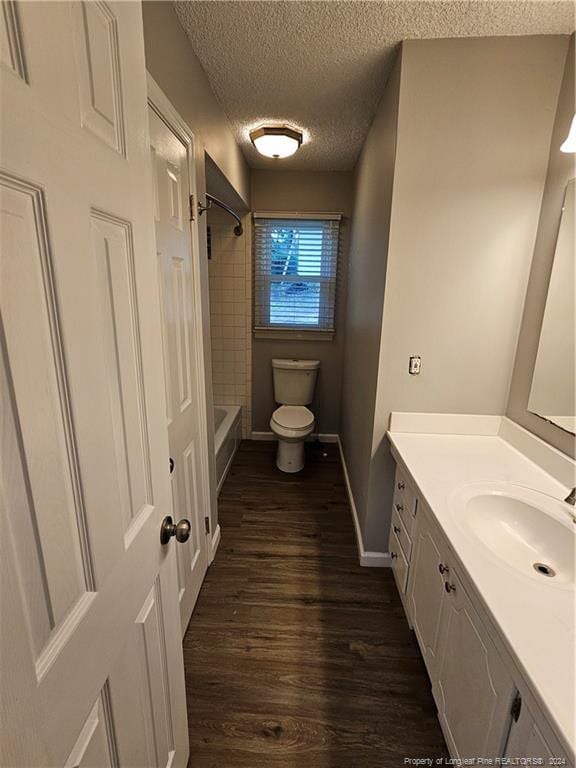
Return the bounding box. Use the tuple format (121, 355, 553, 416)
(342, 35, 569, 554)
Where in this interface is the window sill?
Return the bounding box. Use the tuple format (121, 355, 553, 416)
(253, 329, 335, 341)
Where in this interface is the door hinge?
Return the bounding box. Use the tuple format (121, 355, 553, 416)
(189, 194, 195, 222)
(510, 692, 522, 723)
(204, 516, 210, 535)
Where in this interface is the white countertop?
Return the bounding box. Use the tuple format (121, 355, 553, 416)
(387, 421, 575, 759)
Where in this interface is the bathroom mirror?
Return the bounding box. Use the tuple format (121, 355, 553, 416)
(528, 178, 575, 434)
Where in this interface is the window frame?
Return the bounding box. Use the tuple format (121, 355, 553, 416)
(252, 212, 342, 341)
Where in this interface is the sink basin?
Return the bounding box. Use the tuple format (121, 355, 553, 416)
(451, 483, 575, 587)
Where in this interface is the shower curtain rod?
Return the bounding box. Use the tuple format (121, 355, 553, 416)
(204, 193, 243, 236)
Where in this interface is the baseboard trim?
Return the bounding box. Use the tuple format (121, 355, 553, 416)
(210, 523, 221, 563)
(251, 431, 339, 443)
(337, 437, 391, 568)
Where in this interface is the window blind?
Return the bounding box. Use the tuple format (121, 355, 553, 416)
(253, 214, 341, 333)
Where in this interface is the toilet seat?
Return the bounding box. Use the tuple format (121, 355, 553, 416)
(271, 405, 314, 432)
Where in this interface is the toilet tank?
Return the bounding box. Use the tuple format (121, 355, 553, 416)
(272, 359, 320, 405)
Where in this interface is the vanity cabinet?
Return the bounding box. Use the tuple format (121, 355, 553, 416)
(405, 501, 514, 758)
(433, 568, 514, 758)
(388, 459, 572, 765)
(392, 466, 417, 537)
(389, 466, 418, 598)
(504, 698, 564, 762)
(406, 507, 447, 676)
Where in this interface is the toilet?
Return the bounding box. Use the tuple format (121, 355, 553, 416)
(270, 359, 320, 473)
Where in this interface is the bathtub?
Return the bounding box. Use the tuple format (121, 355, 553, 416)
(214, 405, 242, 494)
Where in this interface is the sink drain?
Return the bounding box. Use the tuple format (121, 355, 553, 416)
(533, 562, 556, 577)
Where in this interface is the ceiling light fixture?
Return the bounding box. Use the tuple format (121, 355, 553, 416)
(560, 114, 576, 153)
(249, 125, 303, 159)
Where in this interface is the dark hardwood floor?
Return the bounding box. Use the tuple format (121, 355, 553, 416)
(183, 440, 447, 767)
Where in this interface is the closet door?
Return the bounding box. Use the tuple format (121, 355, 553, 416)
(1, 3, 188, 765)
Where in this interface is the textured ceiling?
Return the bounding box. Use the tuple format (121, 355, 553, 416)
(174, 1, 575, 170)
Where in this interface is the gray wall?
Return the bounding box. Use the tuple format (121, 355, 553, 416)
(507, 35, 575, 458)
(251, 170, 354, 434)
(142, 1, 250, 207)
(342, 36, 569, 553)
(341, 56, 401, 545)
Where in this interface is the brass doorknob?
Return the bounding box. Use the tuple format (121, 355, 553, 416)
(160, 516, 191, 545)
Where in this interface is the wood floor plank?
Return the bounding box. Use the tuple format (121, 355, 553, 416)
(183, 440, 447, 766)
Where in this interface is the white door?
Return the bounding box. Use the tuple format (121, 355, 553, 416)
(148, 85, 210, 634)
(433, 570, 514, 758)
(0, 3, 188, 766)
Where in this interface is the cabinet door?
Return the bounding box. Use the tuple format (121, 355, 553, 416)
(407, 509, 448, 677)
(504, 698, 572, 766)
(434, 570, 514, 759)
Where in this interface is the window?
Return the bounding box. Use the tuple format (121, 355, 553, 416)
(253, 214, 341, 337)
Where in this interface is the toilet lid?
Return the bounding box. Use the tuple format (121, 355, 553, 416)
(272, 405, 314, 430)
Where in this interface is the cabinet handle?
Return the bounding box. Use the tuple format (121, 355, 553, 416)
(438, 563, 449, 575)
(393, 525, 401, 534)
(395, 503, 404, 513)
(390, 552, 398, 560)
(397, 481, 405, 491)
(444, 581, 456, 593)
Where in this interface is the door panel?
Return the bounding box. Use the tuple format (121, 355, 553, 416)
(91, 210, 154, 542)
(135, 579, 176, 768)
(0, 3, 188, 766)
(407, 509, 447, 677)
(148, 98, 209, 634)
(1, 176, 91, 650)
(0, 0, 26, 80)
(434, 571, 514, 758)
(65, 688, 118, 768)
(72, 1, 126, 155)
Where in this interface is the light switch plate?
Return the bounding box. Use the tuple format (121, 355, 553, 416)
(409, 356, 421, 375)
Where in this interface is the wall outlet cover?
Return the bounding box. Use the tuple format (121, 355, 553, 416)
(409, 356, 421, 375)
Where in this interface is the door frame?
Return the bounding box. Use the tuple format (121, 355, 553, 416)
(146, 74, 219, 566)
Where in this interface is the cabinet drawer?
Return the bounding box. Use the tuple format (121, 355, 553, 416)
(390, 527, 409, 594)
(391, 504, 412, 561)
(393, 467, 418, 536)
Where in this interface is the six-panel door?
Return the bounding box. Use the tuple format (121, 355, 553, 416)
(0, 2, 188, 765)
(149, 98, 209, 634)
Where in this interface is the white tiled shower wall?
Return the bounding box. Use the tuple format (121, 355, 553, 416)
(207, 208, 252, 437)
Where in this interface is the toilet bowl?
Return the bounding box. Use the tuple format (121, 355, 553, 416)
(270, 358, 319, 472)
(270, 405, 315, 473)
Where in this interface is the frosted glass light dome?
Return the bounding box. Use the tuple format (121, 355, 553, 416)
(250, 126, 303, 159)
